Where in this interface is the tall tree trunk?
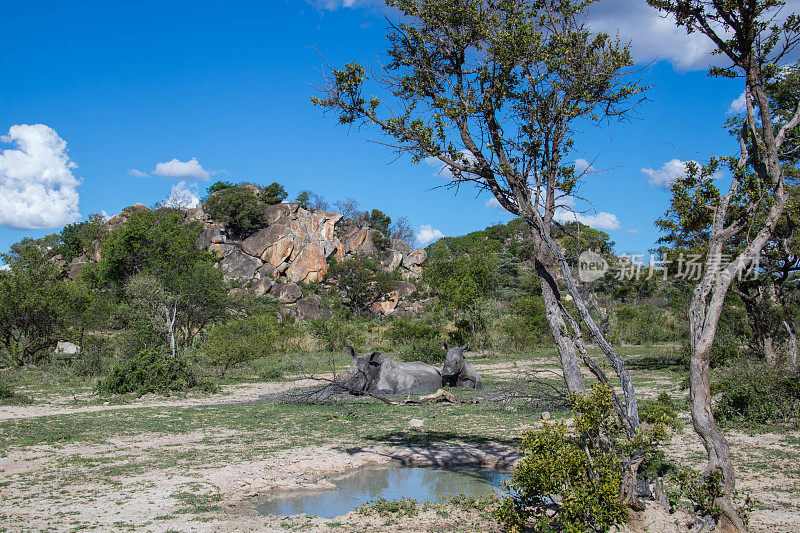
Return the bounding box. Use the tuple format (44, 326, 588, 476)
(535, 255, 586, 394)
(687, 168, 787, 532)
(689, 288, 745, 533)
(763, 336, 778, 366)
(518, 201, 640, 435)
(784, 320, 798, 370)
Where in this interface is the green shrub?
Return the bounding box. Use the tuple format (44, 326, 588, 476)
(714, 360, 800, 427)
(99, 350, 215, 396)
(499, 296, 550, 350)
(640, 392, 681, 430)
(359, 497, 418, 517)
(203, 186, 268, 239)
(670, 468, 724, 520)
(0, 373, 14, 399)
(202, 314, 288, 377)
(396, 341, 446, 365)
(609, 304, 686, 345)
(495, 385, 630, 532)
(386, 318, 446, 364)
(386, 318, 440, 345)
(308, 317, 365, 351)
(0, 373, 33, 405)
(447, 492, 499, 510)
(71, 336, 113, 377)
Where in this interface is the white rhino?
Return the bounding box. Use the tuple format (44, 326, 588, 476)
(341, 346, 442, 395)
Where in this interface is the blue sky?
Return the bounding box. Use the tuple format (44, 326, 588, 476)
(0, 0, 768, 257)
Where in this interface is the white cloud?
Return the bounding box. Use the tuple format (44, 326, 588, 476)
(0, 124, 81, 230)
(485, 197, 503, 209)
(0, 263, 10, 271)
(164, 181, 200, 209)
(626, 228, 640, 235)
(554, 209, 622, 231)
(641, 159, 693, 189)
(424, 150, 478, 180)
(586, 0, 721, 71)
(485, 188, 621, 231)
(309, 0, 378, 10)
(728, 91, 746, 114)
(416, 224, 444, 245)
(588, 0, 800, 71)
(153, 157, 210, 181)
(574, 158, 595, 174)
(128, 168, 149, 178)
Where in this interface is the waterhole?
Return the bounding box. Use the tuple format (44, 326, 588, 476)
(255, 465, 509, 518)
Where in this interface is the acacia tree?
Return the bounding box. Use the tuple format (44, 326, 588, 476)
(314, 0, 646, 439)
(646, 0, 800, 528)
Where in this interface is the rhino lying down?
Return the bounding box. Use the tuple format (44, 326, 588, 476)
(341, 346, 442, 395)
(442, 344, 483, 389)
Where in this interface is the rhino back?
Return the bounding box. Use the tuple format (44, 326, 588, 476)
(374, 359, 442, 395)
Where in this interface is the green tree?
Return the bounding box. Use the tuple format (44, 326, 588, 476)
(121, 264, 227, 358)
(646, 0, 800, 527)
(203, 314, 286, 377)
(313, 0, 645, 442)
(368, 209, 391, 235)
(424, 237, 498, 313)
(92, 208, 228, 356)
(94, 208, 210, 288)
(59, 214, 109, 262)
(203, 186, 268, 239)
(328, 256, 399, 317)
(295, 190, 311, 209)
(0, 236, 75, 365)
(261, 182, 287, 205)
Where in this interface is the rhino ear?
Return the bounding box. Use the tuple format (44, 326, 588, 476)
(460, 345, 469, 352)
(369, 351, 381, 360)
(441, 343, 449, 351)
(347, 346, 356, 358)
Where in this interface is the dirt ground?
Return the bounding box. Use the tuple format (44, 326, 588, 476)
(1, 357, 798, 532)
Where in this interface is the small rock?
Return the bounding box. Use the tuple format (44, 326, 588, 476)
(409, 418, 425, 428)
(541, 411, 551, 420)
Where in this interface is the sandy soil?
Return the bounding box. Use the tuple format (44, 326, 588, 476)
(0, 379, 319, 422)
(2, 372, 798, 532)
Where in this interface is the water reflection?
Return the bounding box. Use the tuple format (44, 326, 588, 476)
(256, 466, 508, 519)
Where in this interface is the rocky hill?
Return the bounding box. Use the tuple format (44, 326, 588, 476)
(188, 202, 426, 285)
(89, 201, 428, 318)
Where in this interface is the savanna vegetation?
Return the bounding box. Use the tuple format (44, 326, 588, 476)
(2, 0, 799, 531)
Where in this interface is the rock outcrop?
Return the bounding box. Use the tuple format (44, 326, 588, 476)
(189, 202, 427, 308)
(83, 200, 428, 318)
